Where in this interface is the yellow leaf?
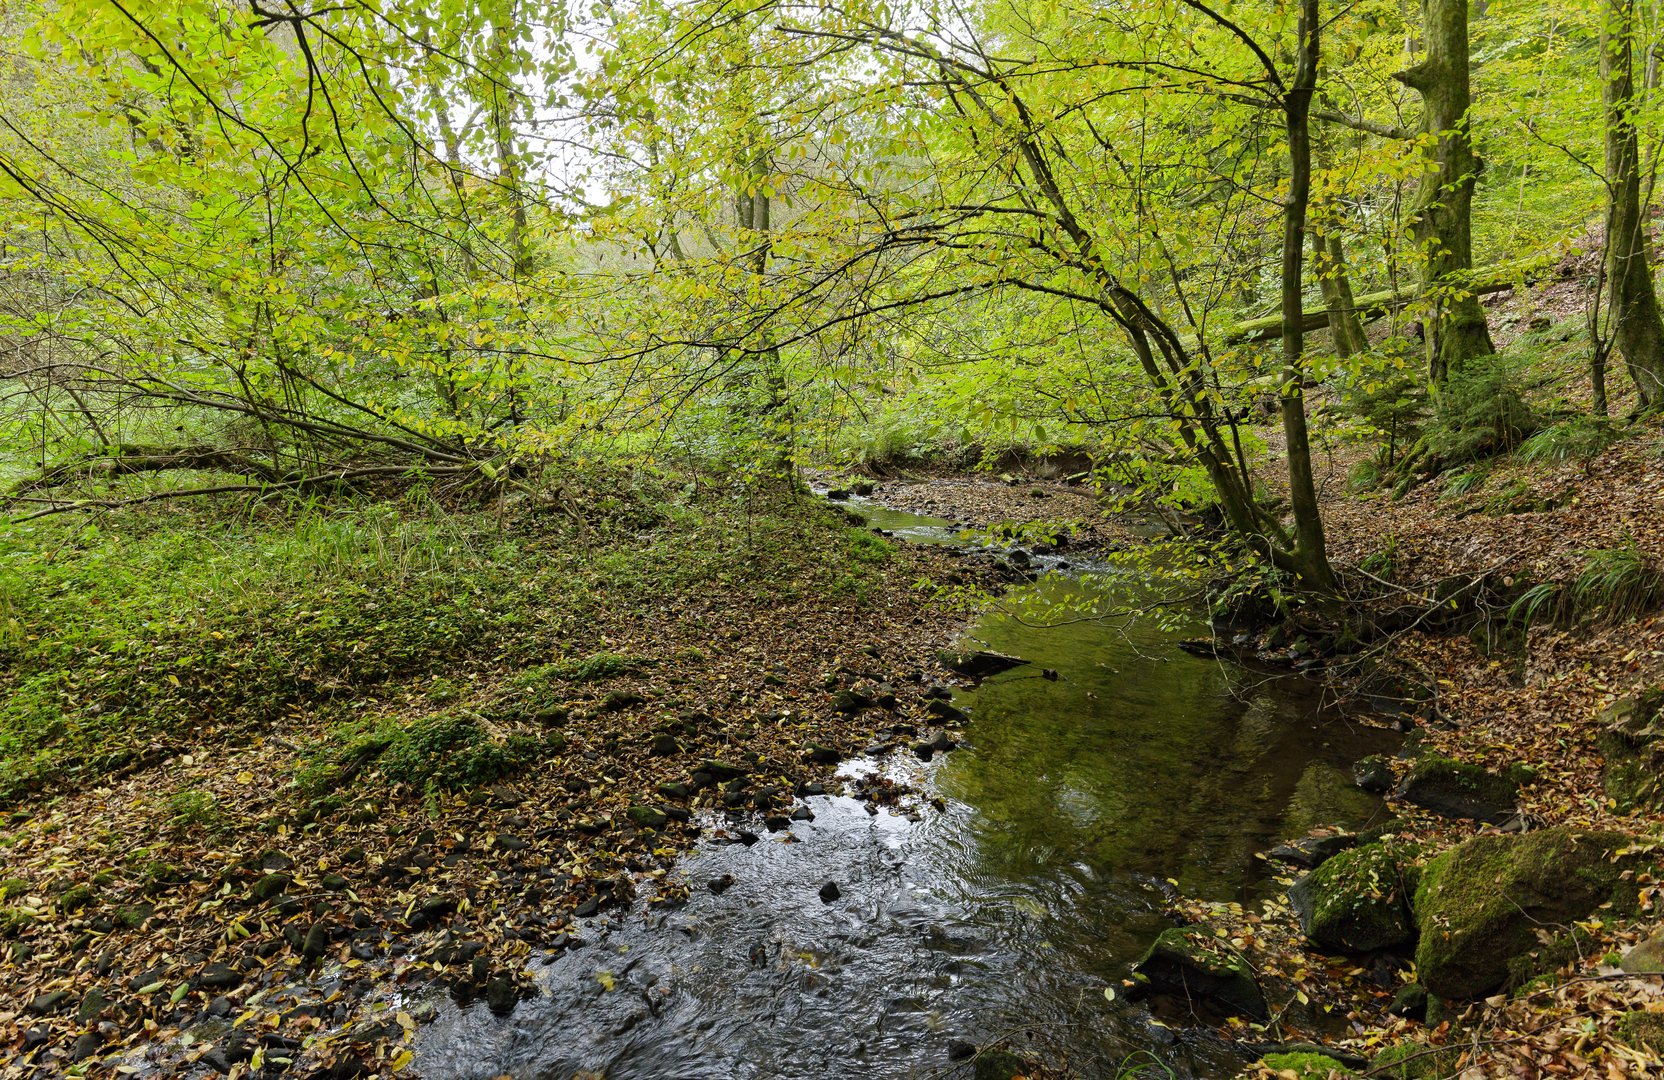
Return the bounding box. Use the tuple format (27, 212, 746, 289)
(236, 771, 254, 785)
(391, 1050, 414, 1071)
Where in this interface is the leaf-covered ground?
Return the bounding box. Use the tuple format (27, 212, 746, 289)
(0, 480, 1003, 1078)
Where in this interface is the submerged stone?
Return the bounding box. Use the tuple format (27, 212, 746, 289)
(1129, 925, 1267, 1019)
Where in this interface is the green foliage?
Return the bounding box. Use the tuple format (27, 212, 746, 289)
(1572, 543, 1662, 622)
(1518, 417, 1620, 464)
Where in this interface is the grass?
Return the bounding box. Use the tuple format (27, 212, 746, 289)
(0, 474, 898, 804)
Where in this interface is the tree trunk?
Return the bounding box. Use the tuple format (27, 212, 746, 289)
(1393, 0, 1496, 383)
(1604, 0, 1664, 408)
(1280, 0, 1337, 591)
(1313, 230, 1370, 357)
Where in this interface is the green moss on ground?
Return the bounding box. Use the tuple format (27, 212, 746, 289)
(1259, 1051, 1357, 1078)
(1130, 925, 1266, 1019)
(1617, 1010, 1664, 1053)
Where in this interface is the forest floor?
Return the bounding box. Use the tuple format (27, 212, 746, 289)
(0, 477, 1012, 1078)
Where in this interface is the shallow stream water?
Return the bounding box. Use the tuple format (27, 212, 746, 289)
(417, 499, 1399, 1079)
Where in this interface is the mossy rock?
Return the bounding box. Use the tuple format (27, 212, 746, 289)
(1617, 1010, 1664, 1053)
(1504, 923, 1601, 990)
(1413, 827, 1646, 999)
(1368, 1042, 1465, 1079)
(1288, 842, 1416, 953)
(1259, 1051, 1358, 1078)
(1129, 925, 1267, 1019)
(1600, 691, 1664, 812)
(972, 1048, 1032, 1080)
(1395, 754, 1516, 823)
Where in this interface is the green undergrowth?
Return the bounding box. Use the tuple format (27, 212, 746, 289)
(0, 476, 898, 804)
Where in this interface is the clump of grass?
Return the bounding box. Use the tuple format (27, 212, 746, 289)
(1517, 417, 1619, 465)
(298, 711, 556, 802)
(1439, 467, 1489, 500)
(1572, 543, 1662, 622)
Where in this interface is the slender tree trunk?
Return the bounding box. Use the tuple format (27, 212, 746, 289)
(1280, 0, 1337, 591)
(1393, 0, 1496, 383)
(1313, 230, 1370, 357)
(1604, 0, 1664, 408)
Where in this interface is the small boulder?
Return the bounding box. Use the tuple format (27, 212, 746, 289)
(819, 881, 841, 903)
(1129, 925, 1267, 1019)
(626, 806, 669, 831)
(1352, 755, 1394, 794)
(1288, 842, 1416, 954)
(1621, 929, 1664, 974)
(1269, 830, 1358, 870)
(973, 1048, 1032, 1080)
(1395, 754, 1517, 823)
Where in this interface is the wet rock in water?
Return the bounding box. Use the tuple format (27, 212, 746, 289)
(737, 830, 760, 846)
(819, 881, 841, 903)
(763, 815, 791, 832)
(912, 741, 937, 762)
(947, 1039, 976, 1061)
(851, 480, 876, 496)
(1288, 842, 1415, 953)
(827, 488, 851, 500)
(1353, 754, 1395, 794)
(928, 732, 958, 753)
(973, 1048, 1032, 1080)
(1395, 754, 1517, 823)
(1129, 926, 1268, 1019)
(795, 781, 826, 797)
(573, 896, 601, 918)
(1268, 830, 1358, 870)
(708, 874, 735, 895)
(937, 649, 1029, 679)
(1414, 827, 1648, 999)
(790, 806, 815, 822)
(485, 974, 521, 1016)
(803, 743, 842, 765)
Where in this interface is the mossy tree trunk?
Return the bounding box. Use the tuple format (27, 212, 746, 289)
(1393, 0, 1496, 384)
(1603, 0, 1664, 409)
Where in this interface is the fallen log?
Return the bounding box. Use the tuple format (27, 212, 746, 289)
(1221, 261, 1544, 345)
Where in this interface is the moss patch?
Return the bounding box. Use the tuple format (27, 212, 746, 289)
(1413, 827, 1645, 999)
(1616, 1010, 1664, 1053)
(1259, 1052, 1357, 1078)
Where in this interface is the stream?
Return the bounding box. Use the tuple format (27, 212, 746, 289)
(416, 495, 1400, 1079)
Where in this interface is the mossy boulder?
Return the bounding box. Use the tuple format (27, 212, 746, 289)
(1129, 925, 1267, 1019)
(1395, 754, 1516, 823)
(1289, 842, 1417, 953)
(1413, 827, 1647, 999)
(1258, 1052, 1357, 1078)
(1599, 690, 1664, 812)
(972, 1048, 1032, 1080)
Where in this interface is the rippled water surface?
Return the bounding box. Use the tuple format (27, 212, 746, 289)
(417, 503, 1399, 1079)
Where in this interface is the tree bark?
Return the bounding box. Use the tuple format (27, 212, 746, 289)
(1603, 0, 1664, 408)
(1393, 0, 1496, 383)
(1313, 230, 1370, 357)
(1280, 0, 1337, 591)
